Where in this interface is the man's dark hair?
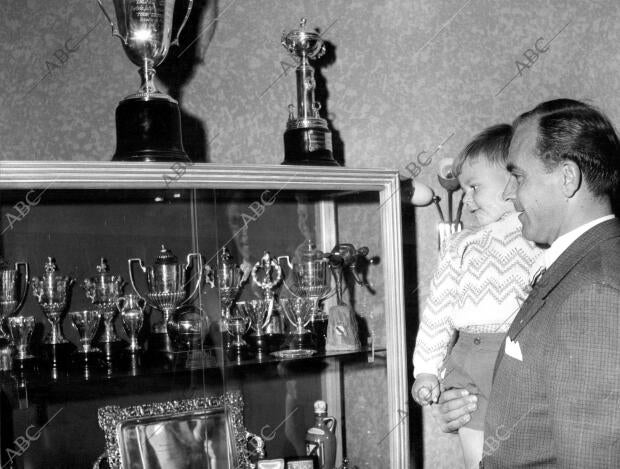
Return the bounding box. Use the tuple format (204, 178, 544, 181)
(452, 124, 513, 177)
(514, 98, 620, 198)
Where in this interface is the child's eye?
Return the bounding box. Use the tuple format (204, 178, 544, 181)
(471, 185, 479, 192)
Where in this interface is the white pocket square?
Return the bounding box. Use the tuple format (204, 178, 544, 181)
(505, 336, 523, 361)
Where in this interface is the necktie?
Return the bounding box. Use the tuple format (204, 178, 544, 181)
(530, 266, 547, 288)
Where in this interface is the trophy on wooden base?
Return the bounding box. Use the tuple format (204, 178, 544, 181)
(281, 18, 338, 166)
(97, 0, 194, 162)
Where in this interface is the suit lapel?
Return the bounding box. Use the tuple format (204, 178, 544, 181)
(508, 218, 620, 339)
(493, 219, 620, 378)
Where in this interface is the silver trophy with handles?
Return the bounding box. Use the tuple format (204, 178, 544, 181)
(129, 246, 202, 352)
(0, 258, 29, 342)
(97, 0, 194, 161)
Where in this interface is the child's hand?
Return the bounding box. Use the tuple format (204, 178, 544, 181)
(412, 373, 440, 406)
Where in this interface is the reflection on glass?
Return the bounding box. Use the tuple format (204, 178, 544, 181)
(120, 411, 230, 469)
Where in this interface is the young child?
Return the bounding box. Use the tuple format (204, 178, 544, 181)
(412, 124, 544, 468)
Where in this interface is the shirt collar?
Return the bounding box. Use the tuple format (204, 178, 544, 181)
(544, 215, 616, 269)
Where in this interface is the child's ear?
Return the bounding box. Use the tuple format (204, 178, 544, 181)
(560, 160, 581, 198)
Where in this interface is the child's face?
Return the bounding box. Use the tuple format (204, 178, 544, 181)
(458, 157, 514, 226)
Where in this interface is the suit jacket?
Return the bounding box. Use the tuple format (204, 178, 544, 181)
(482, 218, 620, 468)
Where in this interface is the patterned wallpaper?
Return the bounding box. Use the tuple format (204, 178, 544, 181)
(3, 0, 620, 467)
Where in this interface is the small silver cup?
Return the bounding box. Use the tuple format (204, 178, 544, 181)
(69, 310, 102, 354)
(7, 316, 35, 361)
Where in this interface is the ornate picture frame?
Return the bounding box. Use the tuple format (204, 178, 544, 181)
(97, 391, 252, 469)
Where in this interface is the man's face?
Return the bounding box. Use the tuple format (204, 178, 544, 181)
(502, 120, 565, 245)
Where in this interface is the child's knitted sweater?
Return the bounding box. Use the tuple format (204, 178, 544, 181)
(413, 212, 543, 377)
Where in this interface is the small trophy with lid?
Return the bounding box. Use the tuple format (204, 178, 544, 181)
(31, 258, 74, 345)
(83, 258, 124, 343)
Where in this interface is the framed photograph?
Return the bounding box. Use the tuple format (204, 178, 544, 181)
(97, 391, 252, 469)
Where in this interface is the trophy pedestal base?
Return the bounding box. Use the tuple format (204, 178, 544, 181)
(225, 339, 250, 364)
(283, 127, 339, 166)
(147, 332, 175, 354)
(246, 334, 271, 361)
(279, 332, 316, 357)
(113, 96, 189, 162)
(309, 316, 328, 351)
(40, 342, 73, 369)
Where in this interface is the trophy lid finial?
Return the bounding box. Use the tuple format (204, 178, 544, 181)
(300, 18, 307, 29)
(220, 247, 234, 263)
(44, 257, 58, 274)
(96, 258, 110, 274)
(156, 245, 178, 264)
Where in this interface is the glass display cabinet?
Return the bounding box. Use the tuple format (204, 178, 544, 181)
(0, 162, 408, 469)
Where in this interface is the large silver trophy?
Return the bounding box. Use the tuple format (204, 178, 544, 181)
(97, 0, 193, 162)
(83, 258, 124, 343)
(213, 248, 250, 361)
(279, 241, 333, 349)
(128, 246, 202, 351)
(31, 258, 75, 345)
(282, 18, 337, 166)
(0, 258, 29, 342)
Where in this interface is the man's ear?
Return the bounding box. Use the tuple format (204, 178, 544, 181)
(560, 160, 581, 198)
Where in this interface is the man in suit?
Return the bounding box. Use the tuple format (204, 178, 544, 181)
(431, 99, 620, 467)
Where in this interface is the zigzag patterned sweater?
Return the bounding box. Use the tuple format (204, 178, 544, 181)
(413, 212, 543, 377)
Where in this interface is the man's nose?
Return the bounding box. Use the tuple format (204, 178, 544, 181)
(503, 176, 517, 201)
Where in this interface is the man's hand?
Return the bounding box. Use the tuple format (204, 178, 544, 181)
(430, 388, 478, 433)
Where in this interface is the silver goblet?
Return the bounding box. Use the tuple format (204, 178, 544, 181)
(278, 297, 316, 357)
(31, 258, 74, 345)
(83, 258, 124, 343)
(223, 308, 250, 363)
(0, 258, 29, 342)
(7, 316, 35, 361)
(236, 300, 271, 359)
(118, 294, 146, 352)
(69, 310, 102, 354)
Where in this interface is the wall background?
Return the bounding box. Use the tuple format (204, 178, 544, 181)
(2, 0, 620, 467)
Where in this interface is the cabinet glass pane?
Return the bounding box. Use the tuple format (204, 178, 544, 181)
(0, 169, 405, 469)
